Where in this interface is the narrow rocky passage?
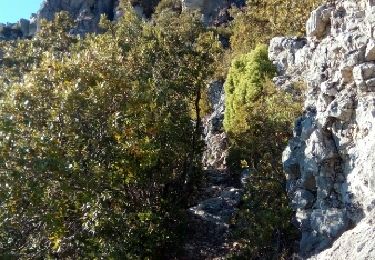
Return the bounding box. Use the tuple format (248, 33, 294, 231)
(181, 82, 243, 259)
(183, 169, 242, 259)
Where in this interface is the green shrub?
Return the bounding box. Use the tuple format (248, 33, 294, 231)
(230, 0, 325, 54)
(223, 45, 302, 258)
(224, 44, 276, 133)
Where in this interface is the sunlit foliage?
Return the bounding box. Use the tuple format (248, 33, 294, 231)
(223, 45, 302, 258)
(230, 0, 324, 54)
(0, 4, 221, 258)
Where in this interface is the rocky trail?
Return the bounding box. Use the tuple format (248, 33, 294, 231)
(182, 81, 247, 260)
(183, 169, 242, 259)
(181, 81, 243, 259)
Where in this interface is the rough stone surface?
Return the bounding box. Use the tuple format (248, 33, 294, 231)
(38, 0, 117, 35)
(0, 0, 158, 39)
(180, 0, 245, 26)
(202, 81, 228, 169)
(308, 211, 375, 260)
(269, 0, 375, 258)
(0, 0, 245, 40)
(306, 5, 334, 39)
(365, 38, 375, 61)
(183, 81, 242, 259)
(0, 22, 25, 40)
(0, 0, 118, 39)
(183, 169, 242, 259)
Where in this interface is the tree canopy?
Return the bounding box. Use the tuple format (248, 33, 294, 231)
(0, 0, 321, 258)
(0, 4, 221, 258)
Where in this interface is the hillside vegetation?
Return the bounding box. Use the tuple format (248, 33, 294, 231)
(0, 0, 323, 258)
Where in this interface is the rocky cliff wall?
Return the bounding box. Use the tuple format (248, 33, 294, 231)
(182, 0, 244, 26)
(269, 0, 375, 258)
(0, 0, 245, 40)
(202, 81, 229, 170)
(0, 0, 119, 40)
(38, 0, 117, 34)
(0, 15, 38, 40)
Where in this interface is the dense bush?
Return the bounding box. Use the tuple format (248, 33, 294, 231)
(224, 45, 276, 134)
(223, 45, 302, 258)
(228, 79, 302, 259)
(0, 0, 320, 258)
(230, 0, 324, 54)
(0, 4, 221, 258)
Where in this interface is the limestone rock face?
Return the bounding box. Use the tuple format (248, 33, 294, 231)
(0, 0, 158, 39)
(0, 0, 245, 40)
(38, 0, 117, 35)
(0, 0, 119, 40)
(182, 0, 244, 25)
(308, 211, 375, 260)
(269, 0, 375, 258)
(202, 81, 228, 169)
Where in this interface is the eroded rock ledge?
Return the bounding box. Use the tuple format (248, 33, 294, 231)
(269, 0, 375, 258)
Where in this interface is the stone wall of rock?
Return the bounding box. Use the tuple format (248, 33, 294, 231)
(182, 0, 244, 26)
(0, 0, 245, 41)
(202, 81, 229, 170)
(269, 0, 375, 258)
(38, 0, 117, 35)
(0, 0, 118, 40)
(0, 14, 38, 40)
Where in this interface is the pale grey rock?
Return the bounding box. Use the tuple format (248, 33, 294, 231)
(29, 14, 38, 36)
(0, 0, 119, 39)
(306, 5, 333, 39)
(182, 0, 244, 26)
(38, 0, 117, 35)
(308, 211, 375, 260)
(325, 89, 355, 121)
(292, 189, 315, 210)
(19, 19, 30, 37)
(269, 0, 375, 258)
(0, 0, 245, 41)
(365, 39, 375, 61)
(240, 168, 251, 185)
(185, 168, 243, 258)
(182, 0, 205, 9)
(353, 62, 375, 81)
(310, 209, 348, 238)
(353, 62, 375, 91)
(202, 81, 228, 169)
(189, 187, 242, 224)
